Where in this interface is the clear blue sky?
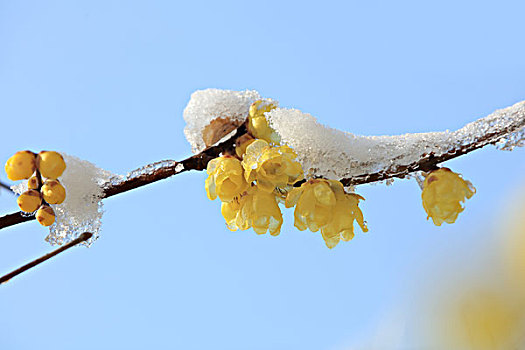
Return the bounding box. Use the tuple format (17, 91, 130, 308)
(1, 1, 524, 349)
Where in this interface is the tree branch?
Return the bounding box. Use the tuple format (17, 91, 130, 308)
(0, 101, 524, 231)
(0, 232, 93, 285)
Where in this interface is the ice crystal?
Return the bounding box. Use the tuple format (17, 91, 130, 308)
(11, 182, 27, 195)
(46, 154, 115, 247)
(496, 126, 525, 151)
(124, 159, 178, 180)
(183, 89, 262, 153)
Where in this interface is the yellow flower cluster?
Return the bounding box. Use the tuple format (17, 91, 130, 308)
(204, 99, 304, 237)
(204, 140, 301, 236)
(286, 179, 368, 248)
(5, 150, 67, 227)
(421, 168, 475, 226)
(204, 99, 369, 247)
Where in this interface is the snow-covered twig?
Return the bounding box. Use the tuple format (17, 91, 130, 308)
(267, 100, 525, 183)
(340, 101, 525, 186)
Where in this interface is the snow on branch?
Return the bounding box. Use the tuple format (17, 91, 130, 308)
(267, 100, 525, 184)
(1, 89, 524, 237)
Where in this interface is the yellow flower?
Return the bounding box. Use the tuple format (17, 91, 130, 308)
(221, 187, 283, 236)
(286, 179, 368, 248)
(205, 156, 248, 202)
(422, 168, 476, 226)
(242, 139, 303, 192)
(320, 180, 368, 249)
(285, 179, 337, 232)
(247, 99, 281, 144)
(234, 134, 256, 158)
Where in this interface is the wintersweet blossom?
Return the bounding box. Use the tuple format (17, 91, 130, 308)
(422, 168, 476, 226)
(285, 179, 337, 232)
(221, 187, 283, 236)
(205, 156, 248, 202)
(247, 99, 281, 144)
(242, 139, 303, 192)
(320, 180, 368, 248)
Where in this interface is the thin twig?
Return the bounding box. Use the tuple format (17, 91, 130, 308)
(0, 181, 14, 194)
(0, 232, 93, 285)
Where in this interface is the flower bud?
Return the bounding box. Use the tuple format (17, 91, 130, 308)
(41, 179, 66, 204)
(27, 176, 40, 190)
(5, 151, 36, 181)
(17, 190, 42, 213)
(36, 205, 55, 227)
(36, 151, 66, 179)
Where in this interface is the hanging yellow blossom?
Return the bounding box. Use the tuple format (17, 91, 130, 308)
(320, 180, 368, 248)
(242, 139, 303, 192)
(422, 168, 476, 226)
(285, 179, 337, 232)
(221, 187, 283, 236)
(286, 179, 367, 248)
(247, 99, 281, 144)
(205, 156, 248, 202)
